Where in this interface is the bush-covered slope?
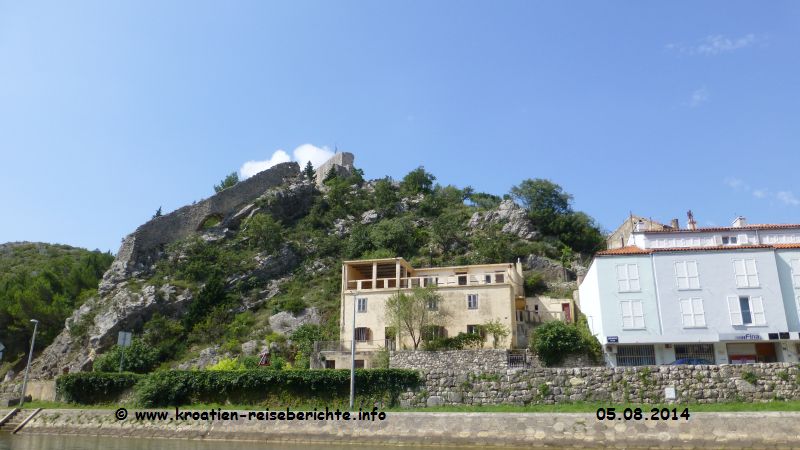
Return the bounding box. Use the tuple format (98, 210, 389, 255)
(89, 167, 604, 370)
(0, 243, 113, 363)
(21, 164, 605, 379)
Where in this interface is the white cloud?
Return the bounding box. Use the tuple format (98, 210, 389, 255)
(690, 87, 709, 107)
(239, 150, 292, 178)
(668, 33, 759, 56)
(724, 177, 748, 190)
(724, 178, 799, 207)
(292, 144, 334, 170)
(238, 143, 336, 179)
(777, 191, 800, 206)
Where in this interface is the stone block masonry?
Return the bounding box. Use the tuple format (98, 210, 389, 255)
(390, 350, 800, 407)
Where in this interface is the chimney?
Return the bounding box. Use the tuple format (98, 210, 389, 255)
(670, 218, 679, 229)
(634, 220, 646, 232)
(732, 216, 747, 228)
(686, 210, 697, 231)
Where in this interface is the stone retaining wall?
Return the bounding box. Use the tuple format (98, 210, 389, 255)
(390, 349, 596, 372)
(391, 351, 800, 407)
(19, 409, 800, 448)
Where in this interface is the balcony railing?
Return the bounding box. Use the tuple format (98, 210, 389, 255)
(346, 273, 510, 291)
(313, 339, 396, 353)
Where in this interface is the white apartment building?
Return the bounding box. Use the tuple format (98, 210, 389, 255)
(579, 215, 800, 366)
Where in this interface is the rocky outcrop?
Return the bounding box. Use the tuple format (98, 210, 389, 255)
(268, 308, 321, 336)
(29, 283, 194, 378)
(468, 200, 538, 240)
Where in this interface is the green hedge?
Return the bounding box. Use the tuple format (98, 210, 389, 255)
(57, 372, 144, 404)
(56, 369, 421, 407)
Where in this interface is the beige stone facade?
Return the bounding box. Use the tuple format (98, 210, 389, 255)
(322, 258, 526, 368)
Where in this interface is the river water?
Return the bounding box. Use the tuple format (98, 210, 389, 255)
(0, 434, 470, 450)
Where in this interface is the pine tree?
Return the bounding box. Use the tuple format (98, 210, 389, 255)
(152, 206, 162, 219)
(303, 161, 316, 181)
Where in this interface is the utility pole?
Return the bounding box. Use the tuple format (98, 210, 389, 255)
(20, 319, 39, 408)
(349, 291, 357, 410)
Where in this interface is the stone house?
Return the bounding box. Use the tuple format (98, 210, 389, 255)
(314, 257, 576, 369)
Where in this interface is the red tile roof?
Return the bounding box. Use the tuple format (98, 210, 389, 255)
(598, 243, 800, 256)
(640, 224, 800, 233)
(597, 246, 652, 255)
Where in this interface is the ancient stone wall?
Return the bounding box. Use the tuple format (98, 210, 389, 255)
(315, 152, 354, 186)
(390, 351, 800, 407)
(109, 162, 300, 278)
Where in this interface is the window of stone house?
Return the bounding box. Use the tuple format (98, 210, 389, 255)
(357, 297, 367, 313)
(467, 294, 479, 309)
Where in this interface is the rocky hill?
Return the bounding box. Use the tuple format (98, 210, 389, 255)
(18, 154, 602, 380)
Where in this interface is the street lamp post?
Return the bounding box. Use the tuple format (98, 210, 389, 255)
(349, 291, 357, 410)
(19, 319, 39, 408)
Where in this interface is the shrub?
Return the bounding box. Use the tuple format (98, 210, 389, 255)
(422, 332, 484, 350)
(57, 372, 143, 404)
(241, 213, 284, 253)
(135, 369, 421, 408)
(742, 370, 758, 385)
(290, 324, 325, 369)
(93, 339, 160, 374)
(214, 172, 239, 193)
(523, 273, 548, 296)
(208, 357, 244, 371)
(529, 321, 585, 366)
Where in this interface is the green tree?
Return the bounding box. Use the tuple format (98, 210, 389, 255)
(303, 161, 316, 181)
(152, 206, 162, 219)
(399, 166, 436, 197)
(529, 321, 584, 366)
(142, 313, 185, 361)
(430, 208, 469, 257)
(369, 217, 420, 257)
(482, 319, 510, 349)
(384, 287, 448, 350)
(242, 213, 284, 252)
(510, 178, 572, 227)
(93, 339, 160, 373)
(290, 324, 325, 369)
(467, 191, 502, 210)
(214, 172, 239, 193)
(372, 177, 398, 215)
(182, 274, 231, 330)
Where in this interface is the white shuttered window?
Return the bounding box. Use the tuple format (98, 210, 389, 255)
(791, 259, 800, 288)
(679, 298, 706, 327)
(733, 259, 760, 288)
(620, 300, 645, 329)
(616, 264, 640, 292)
(726, 295, 766, 326)
(675, 261, 700, 290)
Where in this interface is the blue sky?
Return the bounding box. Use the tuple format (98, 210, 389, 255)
(1, 1, 799, 253)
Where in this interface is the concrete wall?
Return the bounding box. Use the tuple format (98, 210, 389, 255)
(19, 408, 800, 448)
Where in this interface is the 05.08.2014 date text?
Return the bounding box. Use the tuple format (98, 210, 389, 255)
(595, 407, 690, 421)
